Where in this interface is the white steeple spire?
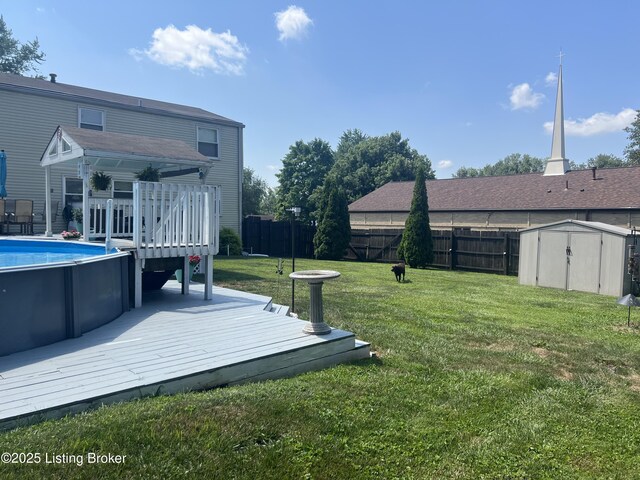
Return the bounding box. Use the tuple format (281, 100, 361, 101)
(544, 51, 570, 176)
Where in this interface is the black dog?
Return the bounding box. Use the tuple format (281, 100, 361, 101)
(391, 261, 405, 282)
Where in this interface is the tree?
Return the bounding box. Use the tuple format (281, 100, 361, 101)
(313, 179, 351, 260)
(275, 138, 334, 224)
(0, 16, 45, 76)
(570, 153, 626, 170)
(397, 166, 433, 268)
(330, 130, 434, 203)
(453, 153, 545, 178)
(624, 109, 640, 165)
(242, 167, 272, 217)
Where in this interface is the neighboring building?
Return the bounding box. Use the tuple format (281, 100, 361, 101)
(349, 167, 640, 231)
(349, 58, 640, 232)
(0, 72, 244, 234)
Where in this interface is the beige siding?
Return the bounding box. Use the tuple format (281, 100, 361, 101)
(0, 89, 241, 234)
(589, 210, 632, 228)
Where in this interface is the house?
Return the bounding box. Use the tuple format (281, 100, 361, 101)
(348, 166, 640, 231)
(0, 72, 244, 235)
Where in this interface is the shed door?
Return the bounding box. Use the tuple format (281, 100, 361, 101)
(537, 231, 568, 289)
(567, 233, 601, 293)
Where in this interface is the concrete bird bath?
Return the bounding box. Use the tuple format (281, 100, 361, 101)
(289, 270, 340, 335)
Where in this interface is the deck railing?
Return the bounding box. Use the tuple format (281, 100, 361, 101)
(133, 182, 220, 259)
(87, 182, 220, 259)
(87, 198, 135, 238)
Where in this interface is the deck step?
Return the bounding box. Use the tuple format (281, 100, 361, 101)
(269, 303, 290, 316)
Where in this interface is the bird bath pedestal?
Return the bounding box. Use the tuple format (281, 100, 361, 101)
(289, 270, 340, 335)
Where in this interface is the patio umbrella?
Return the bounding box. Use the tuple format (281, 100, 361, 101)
(0, 149, 6, 198)
(616, 293, 640, 326)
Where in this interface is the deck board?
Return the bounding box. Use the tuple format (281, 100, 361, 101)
(0, 282, 369, 429)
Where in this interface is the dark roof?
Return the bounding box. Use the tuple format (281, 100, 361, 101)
(349, 167, 640, 212)
(61, 126, 209, 164)
(0, 72, 243, 127)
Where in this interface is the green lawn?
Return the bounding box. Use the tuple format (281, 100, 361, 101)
(2, 257, 640, 479)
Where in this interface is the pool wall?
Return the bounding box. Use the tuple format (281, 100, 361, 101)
(0, 250, 130, 357)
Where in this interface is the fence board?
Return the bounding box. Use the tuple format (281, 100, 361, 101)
(242, 217, 521, 275)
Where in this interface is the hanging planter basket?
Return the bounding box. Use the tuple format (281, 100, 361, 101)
(90, 171, 112, 191)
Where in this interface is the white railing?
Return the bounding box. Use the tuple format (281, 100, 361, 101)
(87, 198, 135, 238)
(133, 182, 220, 259)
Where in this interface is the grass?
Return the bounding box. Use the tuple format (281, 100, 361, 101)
(2, 257, 640, 479)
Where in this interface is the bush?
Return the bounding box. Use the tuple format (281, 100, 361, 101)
(313, 180, 351, 260)
(219, 227, 242, 255)
(397, 165, 433, 268)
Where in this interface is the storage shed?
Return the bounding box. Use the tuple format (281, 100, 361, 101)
(519, 220, 636, 296)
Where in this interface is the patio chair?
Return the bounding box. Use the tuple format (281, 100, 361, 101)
(2, 199, 15, 234)
(13, 199, 34, 235)
(32, 200, 60, 228)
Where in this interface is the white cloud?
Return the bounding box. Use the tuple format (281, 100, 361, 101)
(267, 165, 279, 171)
(133, 25, 249, 75)
(275, 6, 313, 42)
(438, 160, 454, 169)
(509, 83, 545, 110)
(545, 72, 557, 87)
(543, 108, 637, 136)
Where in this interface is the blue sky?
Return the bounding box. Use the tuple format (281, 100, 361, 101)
(1, 1, 638, 186)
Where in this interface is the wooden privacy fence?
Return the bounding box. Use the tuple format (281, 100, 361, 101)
(242, 218, 520, 275)
(243, 216, 315, 258)
(346, 228, 520, 276)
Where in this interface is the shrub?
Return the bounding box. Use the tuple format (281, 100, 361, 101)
(313, 179, 351, 260)
(219, 227, 242, 255)
(397, 165, 433, 268)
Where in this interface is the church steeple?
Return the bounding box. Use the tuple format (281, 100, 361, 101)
(544, 51, 570, 176)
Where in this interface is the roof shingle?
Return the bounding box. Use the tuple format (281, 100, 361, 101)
(348, 167, 640, 212)
(0, 72, 243, 127)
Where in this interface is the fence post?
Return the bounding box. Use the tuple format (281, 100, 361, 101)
(503, 232, 510, 275)
(449, 230, 456, 270)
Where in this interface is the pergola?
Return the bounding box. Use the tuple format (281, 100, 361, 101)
(40, 126, 220, 307)
(40, 125, 213, 237)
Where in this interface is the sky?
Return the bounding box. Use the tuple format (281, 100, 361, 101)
(1, 1, 638, 186)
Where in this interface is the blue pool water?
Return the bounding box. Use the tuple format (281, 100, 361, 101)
(0, 239, 117, 268)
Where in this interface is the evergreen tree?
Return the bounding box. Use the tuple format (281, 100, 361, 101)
(397, 166, 433, 268)
(313, 179, 351, 260)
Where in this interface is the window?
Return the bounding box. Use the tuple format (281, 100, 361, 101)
(62, 138, 71, 153)
(113, 180, 133, 199)
(197, 127, 219, 158)
(79, 107, 104, 131)
(64, 177, 83, 204)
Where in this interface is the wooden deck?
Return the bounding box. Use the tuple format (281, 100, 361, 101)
(0, 282, 370, 430)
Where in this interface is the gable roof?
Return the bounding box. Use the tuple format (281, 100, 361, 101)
(0, 72, 243, 127)
(349, 167, 640, 212)
(41, 126, 212, 172)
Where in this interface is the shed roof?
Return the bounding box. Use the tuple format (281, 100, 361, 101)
(0, 72, 243, 127)
(520, 219, 634, 236)
(348, 167, 640, 212)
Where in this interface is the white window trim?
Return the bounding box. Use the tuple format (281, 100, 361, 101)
(197, 126, 220, 160)
(78, 106, 106, 131)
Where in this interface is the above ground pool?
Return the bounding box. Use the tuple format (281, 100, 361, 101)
(0, 238, 130, 357)
(0, 238, 118, 269)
